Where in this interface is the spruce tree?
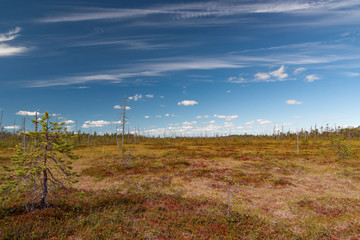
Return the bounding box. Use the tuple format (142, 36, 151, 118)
(1, 112, 78, 209)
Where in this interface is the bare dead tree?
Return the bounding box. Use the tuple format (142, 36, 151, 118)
(297, 130, 300, 154)
(22, 115, 27, 153)
(0, 108, 3, 131)
(121, 97, 127, 162)
(0, 108, 3, 140)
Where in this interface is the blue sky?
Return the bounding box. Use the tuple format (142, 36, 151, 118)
(1, 0, 360, 136)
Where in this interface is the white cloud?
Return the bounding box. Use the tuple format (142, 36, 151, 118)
(177, 100, 198, 106)
(254, 72, 270, 80)
(82, 120, 111, 128)
(224, 122, 235, 127)
(294, 67, 306, 74)
(144, 115, 150, 119)
(245, 120, 255, 125)
(160, 96, 164, 98)
(226, 90, 231, 93)
(128, 94, 143, 101)
(196, 115, 209, 119)
(270, 65, 288, 79)
(213, 114, 238, 121)
(112, 120, 122, 124)
(145, 94, 154, 98)
(114, 105, 131, 110)
(165, 113, 170, 117)
(64, 120, 75, 124)
(0, 44, 28, 57)
(285, 99, 303, 105)
(209, 120, 216, 124)
(16, 110, 40, 116)
(156, 115, 162, 118)
(183, 121, 197, 125)
(0, 27, 28, 57)
(305, 74, 320, 82)
(294, 116, 302, 119)
(254, 65, 288, 81)
(4, 125, 20, 130)
(256, 119, 272, 124)
(0, 27, 21, 42)
(227, 76, 246, 83)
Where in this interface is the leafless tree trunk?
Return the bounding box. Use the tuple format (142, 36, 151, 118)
(0, 108, 3, 140)
(122, 97, 126, 161)
(22, 116, 27, 153)
(297, 131, 300, 153)
(128, 125, 130, 143)
(0, 108, 3, 130)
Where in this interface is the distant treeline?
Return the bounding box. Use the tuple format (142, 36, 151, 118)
(1, 125, 360, 149)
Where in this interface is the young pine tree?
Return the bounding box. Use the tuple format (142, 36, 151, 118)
(1, 112, 79, 209)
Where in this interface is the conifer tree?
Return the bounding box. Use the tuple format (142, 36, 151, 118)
(1, 112, 78, 209)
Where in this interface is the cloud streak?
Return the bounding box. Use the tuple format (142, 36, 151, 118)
(0, 27, 28, 57)
(37, 1, 360, 27)
(26, 57, 242, 87)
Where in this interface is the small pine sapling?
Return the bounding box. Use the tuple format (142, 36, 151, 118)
(331, 134, 353, 160)
(1, 112, 79, 210)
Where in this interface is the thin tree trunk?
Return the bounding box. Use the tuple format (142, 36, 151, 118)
(40, 119, 49, 208)
(297, 131, 300, 153)
(39, 167, 48, 208)
(0, 108, 3, 131)
(122, 97, 126, 161)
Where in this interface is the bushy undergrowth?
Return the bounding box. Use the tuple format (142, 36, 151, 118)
(0, 189, 297, 240)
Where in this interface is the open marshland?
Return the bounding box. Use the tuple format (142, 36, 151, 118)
(1, 135, 360, 239)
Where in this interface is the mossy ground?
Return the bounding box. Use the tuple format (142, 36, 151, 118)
(1, 137, 360, 239)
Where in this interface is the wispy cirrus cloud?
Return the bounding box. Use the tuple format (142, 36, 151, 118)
(25, 57, 242, 88)
(0, 27, 21, 42)
(294, 67, 306, 74)
(37, 1, 360, 27)
(23, 39, 360, 88)
(70, 38, 172, 50)
(0, 27, 28, 57)
(38, 8, 164, 23)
